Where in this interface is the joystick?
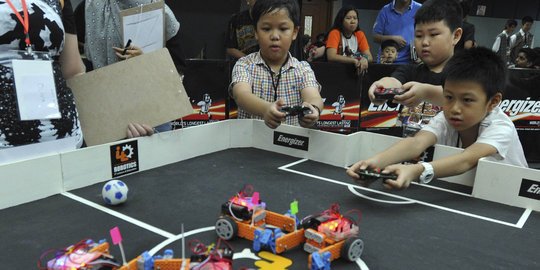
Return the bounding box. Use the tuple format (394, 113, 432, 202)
(356, 169, 397, 183)
(374, 87, 403, 100)
(280, 105, 313, 116)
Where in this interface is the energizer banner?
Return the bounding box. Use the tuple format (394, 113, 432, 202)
(273, 131, 309, 151)
(518, 178, 540, 201)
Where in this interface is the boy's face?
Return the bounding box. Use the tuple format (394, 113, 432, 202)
(343, 10, 358, 34)
(255, 8, 299, 67)
(381, 46, 398, 63)
(515, 52, 532, 68)
(414, 21, 461, 71)
(523, 22, 533, 32)
(442, 81, 501, 133)
(506, 25, 516, 34)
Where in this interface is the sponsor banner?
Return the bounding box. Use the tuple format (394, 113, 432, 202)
(311, 62, 362, 134)
(174, 59, 230, 129)
(499, 98, 540, 130)
(518, 178, 540, 201)
(273, 132, 309, 151)
(360, 103, 402, 128)
(110, 140, 139, 177)
(172, 94, 225, 129)
(317, 97, 360, 134)
(359, 64, 402, 136)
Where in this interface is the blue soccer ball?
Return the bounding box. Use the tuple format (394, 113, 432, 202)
(102, 180, 129, 205)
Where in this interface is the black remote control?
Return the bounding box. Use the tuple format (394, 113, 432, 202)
(356, 169, 397, 183)
(374, 87, 403, 100)
(280, 105, 312, 116)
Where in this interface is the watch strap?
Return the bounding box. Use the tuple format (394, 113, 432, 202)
(419, 162, 434, 184)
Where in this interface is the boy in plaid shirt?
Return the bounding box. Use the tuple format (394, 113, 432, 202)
(230, 0, 323, 129)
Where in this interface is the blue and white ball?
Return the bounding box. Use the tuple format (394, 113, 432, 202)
(102, 180, 129, 205)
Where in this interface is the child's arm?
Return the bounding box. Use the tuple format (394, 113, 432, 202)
(383, 142, 498, 190)
(326, 47, 361, 65)
(232, 82, 286, 129)
(298, 86, 324, 128)
(394, 82, 444, 107)
(346, 130, 437, 186)
(226, 48, 247, 59)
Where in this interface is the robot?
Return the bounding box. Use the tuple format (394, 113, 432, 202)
(331, 94, 346, 119)
(197, 93, 212, 119)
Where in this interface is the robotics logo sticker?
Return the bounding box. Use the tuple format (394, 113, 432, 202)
(110, 140, 139, 177)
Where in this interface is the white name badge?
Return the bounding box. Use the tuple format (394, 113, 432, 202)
(12, 59, 60, 120)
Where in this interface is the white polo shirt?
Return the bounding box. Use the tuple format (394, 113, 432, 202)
(422, 107, 528, 167)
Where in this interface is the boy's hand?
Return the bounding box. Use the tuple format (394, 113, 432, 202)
(393, 81, 428, 107)
(264, 99, 287, 129)
(298, 103, 319, 128)
(368, 77, 402, 105)
(380, 164, 423, 190)
(346, 159, 382, 187)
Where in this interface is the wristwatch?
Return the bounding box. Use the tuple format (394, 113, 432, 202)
(419, 162, 434, 184)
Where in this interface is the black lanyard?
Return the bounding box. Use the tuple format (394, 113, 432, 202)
(266, 56, 289, 101)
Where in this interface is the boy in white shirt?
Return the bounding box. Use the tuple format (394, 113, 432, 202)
(347, 47, 528, 190)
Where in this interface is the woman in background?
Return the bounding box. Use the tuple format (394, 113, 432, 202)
(326, 6, 373, 75)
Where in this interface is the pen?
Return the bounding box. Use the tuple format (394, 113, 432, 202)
(122, 39, 132, 55)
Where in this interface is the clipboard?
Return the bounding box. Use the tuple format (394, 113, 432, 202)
(119, 1, 166, 54)
(67, 48, 193, 146)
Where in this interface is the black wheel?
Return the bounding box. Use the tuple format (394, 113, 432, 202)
(215, 216, 238, 240)
(341, 237, 364, 262)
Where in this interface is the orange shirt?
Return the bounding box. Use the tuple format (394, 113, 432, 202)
(326, 29, 370, 56)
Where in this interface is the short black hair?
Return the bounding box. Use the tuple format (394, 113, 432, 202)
(251, 0, 300, 28)
(330, 6, 360, 33)
(518, 47, 537, 63)
(505, 19, 517, 29)
(444, 47, 506, 99)
(381, 40, 399, 51)
(522, 16, 534, 25)
(415, 0, 463, 32)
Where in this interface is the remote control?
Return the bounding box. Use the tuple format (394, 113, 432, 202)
(356, 169, 397, 183)
(280, 105, 312, 116)
(374, 87, 403, 100)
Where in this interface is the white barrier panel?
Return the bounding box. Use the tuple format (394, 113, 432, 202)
(62, 121, 234, 191)
(473, 159, 540, 210)
(252, 121, 310, 159)
(432, 144, 475, 187)
(0, 119, 535, 211)
(0, 155, 63, 209)
(306, 128, 349, 167)
(229, 119, 255, 148)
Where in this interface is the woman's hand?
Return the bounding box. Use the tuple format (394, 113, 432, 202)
(113, 45, 143, 60)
